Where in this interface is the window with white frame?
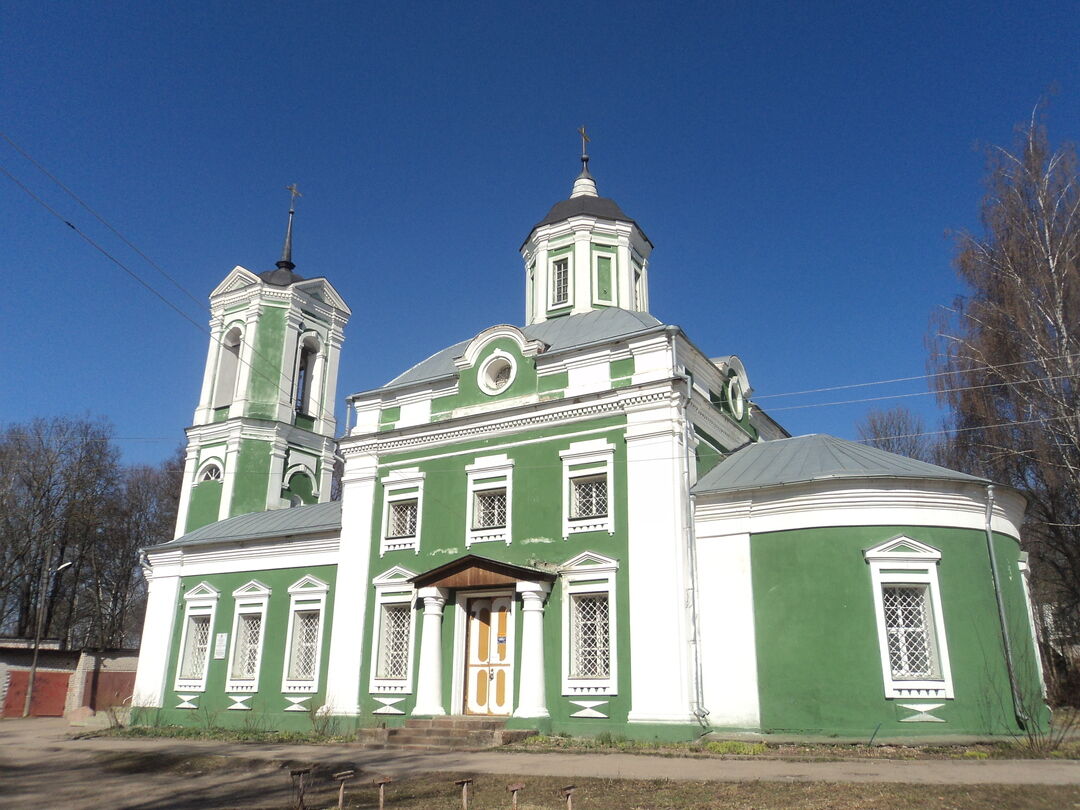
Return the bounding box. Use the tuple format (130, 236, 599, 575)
(369, 567, 417, 694)
(550, 256, 570, 307)
(174, 582, 220, 692)
(560, 440, 615, 537)
(380, 468, 424, 555)
(864, 536, 954, 699)
(560, 551, 619, 696)
(199, 463, 223, 482)
(282, 575, 329, 693)
(466, 455, 513, 546)
(225, 581, 270, 692)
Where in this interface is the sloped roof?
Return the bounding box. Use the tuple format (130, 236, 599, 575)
(381, 308, 665, 391)
(150, 500, 342, 550)
(693, 434, 988, 496)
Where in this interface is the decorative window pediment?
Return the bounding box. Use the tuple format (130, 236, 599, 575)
(184, 582, 220, 601)
(560, 550, 619, 697)
(560, 551, 619, 573)
(454, 325, 546, 371)
(232, 580, 271, 598)
(288, 575, 329, 595)
(864, 536, 942, 563)
(373, 566, 418, 586)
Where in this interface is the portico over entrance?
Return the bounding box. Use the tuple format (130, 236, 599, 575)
(408, 556, 554, 719)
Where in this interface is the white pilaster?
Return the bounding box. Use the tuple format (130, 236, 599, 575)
(173, 445, 200, 538)
(266, 441, 288, 509)
(412, 587, 449, 716)
(323, 451, 378, 715)
(194, 316, 224, 424)
(624, 393, 697, 724)
(218, 436, 242, 521)
(230, 305, 261, 418)
(513, 581, 551, 719)
(572, 229, 592, 314)
(131, 572, 180, 708)
(616, 238, 633, 310)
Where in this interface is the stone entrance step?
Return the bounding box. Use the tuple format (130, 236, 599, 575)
(355, 716, 536, 751)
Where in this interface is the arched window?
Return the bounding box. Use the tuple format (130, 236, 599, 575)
(294, 335, 320, 415)
(212, 327, 243, 408)
(199, 464, 223, 483)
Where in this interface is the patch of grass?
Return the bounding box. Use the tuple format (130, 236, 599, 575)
(704, 740, 766, 755)
(83, 724, 355, 745)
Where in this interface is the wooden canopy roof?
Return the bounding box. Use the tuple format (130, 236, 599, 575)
(409, 555, 556, 590)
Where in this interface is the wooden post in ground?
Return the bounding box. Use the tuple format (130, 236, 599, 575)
(456, 778, 473, 810)
(333, 769, 355, 810)
(508, 782, 525, 809)
(562, 784, 576, 810)
(290, 767, 312, 810)
(372, 775, 393, 810)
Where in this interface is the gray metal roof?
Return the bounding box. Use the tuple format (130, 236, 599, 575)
(524, 196, 652, 248)
(381, 308, 665, 391)
(151, 500, 342, 550)
(693, 434, 989, 496)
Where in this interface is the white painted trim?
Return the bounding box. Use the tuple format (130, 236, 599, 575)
(132, 574, 181, 707)
(456, 325, 546, 369)
(1017, 557, 1047, 697)
(559, 552, 618, 696)
(281, 575, 330, 693)
(548, 252, 572, 310)
(560, 439, 615, 537)
(477, 350, 518, 396)
(865, 537, 954, 700)
(380, 467, 425, 555)
(465, 454, 514, 547)
(590, 248, 618, 307)
(368, 567, 418, 695)
(224, 580, 271, 693)
(174, 582, 220, 693)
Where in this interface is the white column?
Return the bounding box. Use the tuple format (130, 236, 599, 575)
(217, 436, 242, 521)
(513, 581, 551, 719)
(624, 391, 697, 724)
(173, 445, 200, 538)
(323, 451, 378, 715)
(230, 305, 261, 418)
(412, 587, 449, 716)
(616, 237, 633, 311)
(131, 570, 180, 708)
(266, 441, 288, 510)
(194, 315, 224, 424)
(572, 228, 592, 314)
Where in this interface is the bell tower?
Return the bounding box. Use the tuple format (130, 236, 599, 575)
(174, 188, 351, 536)
(521, 130, 653, 326)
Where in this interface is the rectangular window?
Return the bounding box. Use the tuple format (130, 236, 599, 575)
(376, 604, 412, 680)
(473, 489, 507, 529)
(570, 475, 607, 520)
(882, 585, 939, 679)
(287, 609, 321, 681)
(570, 594, 610, 679)
(387, 499, 418, 539)
(180, 614, 211, 680)
(552, 258, 569, 306)
(230, 613, 263, 680)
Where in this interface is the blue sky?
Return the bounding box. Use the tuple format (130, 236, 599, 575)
(3, 1, 1079, 465)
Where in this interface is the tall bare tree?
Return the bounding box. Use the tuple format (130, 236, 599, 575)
(929, 111, 1080, 701)
(856, 406, 939, 464)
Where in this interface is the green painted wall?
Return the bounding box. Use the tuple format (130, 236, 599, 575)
(229, 438, 273, 518)
(245, 306, 287, 420)
(359, 417, 636, 733)
(751, 525, 1047, 738)
(153, 564, 338, 731)
(430, 337, 541, 414)
(185, 480, 222, 533)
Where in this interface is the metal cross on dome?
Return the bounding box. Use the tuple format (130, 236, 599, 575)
(578, 126, 590, 157)
(286, 183, 302, 211)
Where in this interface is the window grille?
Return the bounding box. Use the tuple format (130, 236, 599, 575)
(387, 500, 418, 538)
(200, 465, 222, 482)
(288, 610, 320, 681)
(882, 585, 937, 679)
(180, 614, 211, 679)
(231, 613, 262, 680)
(473, 489, 507, 529)
(570, 476, 607, 519)
(570, 594, 610, 678)
(552, 259, 569, 305)
(376, 604, 411, 680)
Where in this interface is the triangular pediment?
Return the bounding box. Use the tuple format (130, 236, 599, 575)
(211, 266, 261, 297)
(232, 579, 271, 598)
(288, 574, 329, 594)
(372, 566, 418, 586)
(864, 535, 941, 562)
(293, 277, 352, 315)
(183, 582, 220, 601)
(410, 554, 555, 589)
(560, 551, 619, 572)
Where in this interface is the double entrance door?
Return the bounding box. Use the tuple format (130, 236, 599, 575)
(464, 595, 513, 715)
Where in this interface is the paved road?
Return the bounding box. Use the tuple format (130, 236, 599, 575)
(1, 717, 1078, 809)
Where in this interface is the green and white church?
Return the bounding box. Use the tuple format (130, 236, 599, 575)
(132, 155, 1048, 741)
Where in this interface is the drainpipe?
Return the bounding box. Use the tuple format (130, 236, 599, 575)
(676, 374, 709, 729)
(984, 484, 1029, 729)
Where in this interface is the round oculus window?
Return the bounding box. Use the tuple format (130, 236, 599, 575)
(479, 353, 516, 395)
(727, 377, 745, 420)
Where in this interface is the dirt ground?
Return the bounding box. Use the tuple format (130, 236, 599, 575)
(1, 718, 1078, 809)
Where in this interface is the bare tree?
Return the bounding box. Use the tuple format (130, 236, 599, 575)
(856, 406, 940, 464)
(929, 110, 1080, 701)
